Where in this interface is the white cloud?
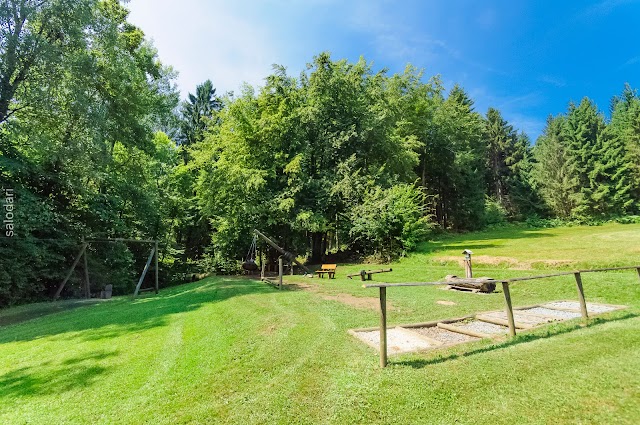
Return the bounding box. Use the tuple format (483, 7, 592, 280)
(128, 0, 281, 97)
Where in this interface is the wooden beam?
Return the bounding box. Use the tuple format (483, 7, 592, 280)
(154, 240, 159, 294)
(83, 244, 90, 299)
(379, 287, 387, 368)
(54, 243, 88, 300)
(501, 281, 517, 337)
(133, 248, 156, 298)
(574, 272, 588, 323)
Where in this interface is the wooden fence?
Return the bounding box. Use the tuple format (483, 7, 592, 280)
(364, 265, 640, 368)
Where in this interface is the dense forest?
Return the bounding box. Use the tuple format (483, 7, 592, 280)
(1, 0, 639, 305)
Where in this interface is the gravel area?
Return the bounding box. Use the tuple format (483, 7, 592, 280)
(457, 320, 509, 335)
(523, 307, 581, 320)
(412, 326, 479, 343)
(482, 311, 555, 326)
(355, 328, 435, 354)
(544, 301, 618, 313)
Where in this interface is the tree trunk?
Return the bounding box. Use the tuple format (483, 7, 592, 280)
(309, 232, 325, 264)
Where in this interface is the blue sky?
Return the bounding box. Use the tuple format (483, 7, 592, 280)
(128, 0, 640, 141)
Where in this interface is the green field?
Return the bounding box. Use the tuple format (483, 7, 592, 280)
(1, 223, 640, 424)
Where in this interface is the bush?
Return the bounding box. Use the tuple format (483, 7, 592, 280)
(349, 184, 433, 261)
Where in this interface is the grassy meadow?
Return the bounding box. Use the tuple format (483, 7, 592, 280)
(1, 223, 639, 424)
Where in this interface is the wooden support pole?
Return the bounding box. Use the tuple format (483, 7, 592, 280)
(154, 241, 159, 294)
(574, 272, 588, 322)
(83, 244, 90, 299)
(379, 286, 388, 368)
(501, 281, 517, 337)
(133, 248, 156, 298)
(290, 262, 294, 276)
(54, 244, 89, 300)
(278, 257, 283, 289)
(261, 260, 265, 280)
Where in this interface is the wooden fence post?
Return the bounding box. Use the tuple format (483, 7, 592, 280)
(278, 257, 283, 289)
(501, 281, 517, 337)
(154, 240, 159, 294)
(83, 243, 90, 299)
(379, 286, 388, 368)
(574, 272, 588, 323)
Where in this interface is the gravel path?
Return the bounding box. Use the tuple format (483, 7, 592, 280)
(544, 301, 618, 313)
(524, 307, 581, 319)
(458, 320, 508, 335)
(355, 328, 435, 354)
(412, 326, 478, 343)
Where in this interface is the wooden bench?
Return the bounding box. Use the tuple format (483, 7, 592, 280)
(316, 264, 337, 279)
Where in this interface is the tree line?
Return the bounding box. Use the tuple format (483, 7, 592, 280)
(1, 1, 639, 305)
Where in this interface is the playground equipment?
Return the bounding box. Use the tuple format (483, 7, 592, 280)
(347, 268, 392, 281)
(54, 238, 159, 300)
(252, 229, 313, 276)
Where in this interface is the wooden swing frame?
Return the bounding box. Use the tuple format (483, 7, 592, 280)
(53, 238, 159, 300)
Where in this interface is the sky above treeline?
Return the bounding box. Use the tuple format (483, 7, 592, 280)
(128, 0, 640, 141)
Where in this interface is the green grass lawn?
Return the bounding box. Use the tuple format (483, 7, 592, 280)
(1, 223, 640, 424)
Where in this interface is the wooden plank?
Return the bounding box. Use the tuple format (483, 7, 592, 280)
(54, 243, 88, 300)
(437, 322, 491, 339)
(501, 281, 517, 337)
(574, 272, 588, 322)
(349, 315, 476, 333)
(133, 248, 156, 297)
(154, 241, 159, 294)
(379, 287, 387, 368)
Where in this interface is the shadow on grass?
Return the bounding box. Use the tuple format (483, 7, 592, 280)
(394, 312, 638, 369)
(0, 350, 118, 398)
(0, 277, 274, 345)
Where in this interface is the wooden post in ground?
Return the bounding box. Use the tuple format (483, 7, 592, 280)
(261, 260, 265, 280)
(54, 243, 89, 300)
(501, 281, 516, 337)
(379, 286, 388, 368)
(154, 241, 159, 294)
(636, 267, 640, 282)
(574, 272, 588, 323)
(83, 242, 90, 299)
(133, 248, 156, 298)
(278, 257, 283, 289)
(290, 262, 294, 276)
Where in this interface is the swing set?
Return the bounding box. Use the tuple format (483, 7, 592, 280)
(53, 238, 159, 300)
(242, 229, 313, 276)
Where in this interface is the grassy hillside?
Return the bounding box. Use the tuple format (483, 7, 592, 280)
(1, 223, 639, 424)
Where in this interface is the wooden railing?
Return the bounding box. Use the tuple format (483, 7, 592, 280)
(364, 265, 640, 368)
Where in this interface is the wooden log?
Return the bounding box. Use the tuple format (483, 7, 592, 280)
(445, 277, 496, 293)
(501, 281, 517, 337)
(574, 272, 588, 322)
(379, 287, 387, 368)
(54, 243, 88, 300)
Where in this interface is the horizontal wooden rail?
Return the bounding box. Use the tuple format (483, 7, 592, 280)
(364, 264, 640, 367)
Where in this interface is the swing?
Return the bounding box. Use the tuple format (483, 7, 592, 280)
(242, 234, 259, 271)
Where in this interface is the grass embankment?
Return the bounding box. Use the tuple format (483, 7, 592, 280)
(1, 223, 639, 424)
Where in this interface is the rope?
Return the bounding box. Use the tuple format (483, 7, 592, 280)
(246, 234, 258, 261)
